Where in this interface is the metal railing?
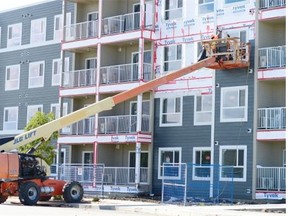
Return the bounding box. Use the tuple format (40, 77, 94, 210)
(98, 114, 150, 134)
(258, 107, 286, 129)
(259, 0, 286, 9)
(62, 117, 95, 135)
(100, 63, 152, 84)
(52, 164, 148, 185)
(102, 12, 140, 35)
(258, 45, 286, 69)
(64, 20, 99, 42)
(62, 68, 96, 88)
(257, 167, 286, 191)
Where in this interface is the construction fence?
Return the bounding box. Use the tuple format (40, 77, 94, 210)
(161, 163, 234, 206)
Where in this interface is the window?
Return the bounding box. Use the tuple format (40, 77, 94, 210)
(54, 15, 62, 40)
(165, 0, 183, 20)
(164, 44, 182, 72)
(7, 23, 22, 47)
(29, 61, 45, 88)
(225, 0, 245, 4)
(31, 18, 46, 43)
(160, 97, 182, 126)
(199, 0, 214, 14)
(220, 145, 247, 181)
(129, 151, 148, 167)
(158, 147, 181, 179)
(51, 103, 69, 133)
(220, 86, 248, 122)
(27, 105, 43, 123)
(5, 64, 20, 91)
(193, 148, 211, 180)
(283, 149, 286, 167)
(194, 94, 212, 125)
(3, 107, 18, 130)
(52, 59, 61, 86)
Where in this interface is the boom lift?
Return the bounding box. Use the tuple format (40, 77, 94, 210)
(0, 57, 216, 206)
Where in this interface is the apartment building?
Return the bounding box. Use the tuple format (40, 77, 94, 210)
(0, 1, 74, 159)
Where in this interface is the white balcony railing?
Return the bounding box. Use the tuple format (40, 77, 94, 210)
(64, 20, 98, 42)
(100, 63, 152, 84)
(258, 45, 286, 69)
(62, 117, 95, 135)
(258, 107, 286, 129)
(52, 164, 148, 185)
(62, 68, 96, 88)
(259, 0, 286, 9)
(257, 167, 286, 191)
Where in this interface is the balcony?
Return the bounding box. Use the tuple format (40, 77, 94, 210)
(258, 46, 286, 69)
(62, 68, 96, 88)
(259, 0, 286, 9)
(258, 107, 286, 130)
(100, 63, 152, 84)
(64, 20, 99, 42)
(62, 117, 95, 135)
(98, 115, 150, 134)
(256, 166, 286, 191)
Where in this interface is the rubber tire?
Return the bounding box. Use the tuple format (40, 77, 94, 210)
(39, 196, 52, 201)
(0, 195, 8, 204)
(19, 181, 40, 206)
(63, 181, 83, 203)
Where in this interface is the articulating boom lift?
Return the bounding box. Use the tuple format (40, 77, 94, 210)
(0, 57, 216, 206)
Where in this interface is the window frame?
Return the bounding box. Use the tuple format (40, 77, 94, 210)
(29, 61, 45, 88)
(5, 64, 20, 91)
(7, 23, 22, 47)
(220, 86, 248, 122)
(27, 105, 43, 124)
(54, 14, 62, 41)
(158, 147, 182, 179)
(163, 44, 182, 73)
(192, 147, 211, 181)
(219, 145, 247, 182)
(3, 106, 18, 130)
(164, 0, 183, 20)
(160, 96, 183, 127)
(224, 0, 246, 5)
(52, 58, 61, 86)
(198, 0, 214, 15)
(30, 18, 47, 43)
(194, 94, 212, 125)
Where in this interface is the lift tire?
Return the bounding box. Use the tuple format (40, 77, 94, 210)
(63, 181, 83, 203)
(19, 181, 41, 206)
(39, 196, 52, 201)
(0, 195, 8, 204)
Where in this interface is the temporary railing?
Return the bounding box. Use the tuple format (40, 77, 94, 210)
(259, 0, 286, 9)
(64, 20, 98, 42)
(100, 63, 152, 84)
(62, 68, 96, 88)
(256, 166, 286, 191)
(257, 107, 286, 129)
(258, 45, 286, 69)
(98, 114, 150, 134)
(61, 117, 95, 135)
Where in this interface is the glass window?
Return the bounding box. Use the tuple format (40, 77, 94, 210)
(193, 148, 211, 180)
(5, 64, 20, 91)
(158, 147, 181, 179)
(220, 145, 247, 181)
(129, 152, 148, 167)
(7, 23, 22, 47)
(3, 107, 18, 130)
(199, 0, 214, 14)
(54, 14, 62, 40)
(29, 61, 45, 88)
(27, 105, 43, 123)
(160, 97, 182, 126)
(164, 44, 182, 72)
(225, 0, 245, 3)
(52, 59, 61, 86)
(194, 94, 212, 125)
(165, 0, 183, 20)
(31, 18, 46, 43)
(221, 86, 248, 122)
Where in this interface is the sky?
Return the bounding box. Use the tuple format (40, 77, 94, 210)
(1, 0, 44, 12)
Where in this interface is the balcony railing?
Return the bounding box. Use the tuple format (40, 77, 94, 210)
(64, 20, 99, 42)
(257, 167, 286, 191)
(100, 63, 152, 84)
(62, 117, 95, 135)
(98, 115, 150, 134)
(259, 0, 286, 9)
(53, 164, 148, 185)
(102, 12, 140, 35)
(258, 107, 286, 129)
(258, 45, 286, 69)
(62, 68, 96, 88)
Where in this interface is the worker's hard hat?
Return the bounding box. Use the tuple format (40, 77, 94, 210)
(211, 34, 218, 39)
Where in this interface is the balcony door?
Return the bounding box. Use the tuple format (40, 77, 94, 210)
(85, 58, 97, 86)
(130, 100, 150, 132)
(133, 1, 153, 29)
(87, 12, 98, 37)
(131, 50, 151, 81)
